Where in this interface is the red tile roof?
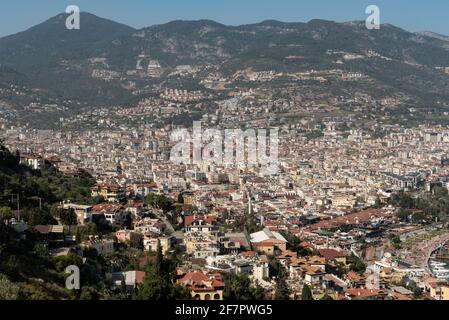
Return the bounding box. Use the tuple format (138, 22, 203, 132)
(178, 272, 224, 292)
(319, 249, 348, 260)
(307, 209, 391, 231)
(184, 214, 217, 226)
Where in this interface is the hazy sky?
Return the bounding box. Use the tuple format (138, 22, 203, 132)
(1, 0, 448, 37)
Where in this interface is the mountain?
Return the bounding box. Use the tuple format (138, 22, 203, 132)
(0, 12, 136, 72)
(130, 19, 449, 69)
(416, 31, 449, 43)
(0, 12, 137, 105)
(2, 13, 449, 115)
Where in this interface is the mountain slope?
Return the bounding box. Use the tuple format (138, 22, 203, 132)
(1, 13, 449, 112)
(0, 12, 137, 105)
(0, 12, 136, 69)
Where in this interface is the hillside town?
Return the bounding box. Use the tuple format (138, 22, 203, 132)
(3, 2, 449, 303)
(3, 117, 449, 300)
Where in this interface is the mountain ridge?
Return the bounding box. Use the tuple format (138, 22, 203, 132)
(2, 12, 449, 121)
(3, 12, 449, 39)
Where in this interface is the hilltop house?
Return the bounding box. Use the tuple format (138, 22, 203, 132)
(177, 272, 224, 300)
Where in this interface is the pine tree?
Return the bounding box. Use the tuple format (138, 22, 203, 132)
(155, 240, 163, 274)
(274, 267, 290, 300)
(301, 284, 314, 300)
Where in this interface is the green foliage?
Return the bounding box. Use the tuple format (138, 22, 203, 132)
(146, 193, 174, 213)
(155, 240, 163, 274)
(0, 214, 119, 300)
(223, 274, 265, 300)
(51, 206, 78, 226)
(0, 145, 95, 210)
(396, 209, 411, 222)
(34, 243, 49, 258)
(22, 208, 57, 227)
(2, 17, 449, 126)
(0, 207, 13, 221)
(320, 293, 334, 300)
(80, 286, 101, 300)
(133, 256, 190, 301)
(0, 274, 19, 300)
(301, 284, 314, 301)
(402, 279, 423, 299)
(0, 145, 20, 173)
(348, 253, 366, 274)
(391, 235, 401, 245)
(0, 12, 136, 109)
(19, 283, 53, 300)
(134, 268, 170, 300)
(35, 163, 96, 204)
(268, 257, 281, 278)
(233, 207, 260, 234)
(280, 231, 310, 256)
(391, 192, 415, 209)
(66, 222, 98, 242)
(390, 235, 402, 249)
(392, 188, 449, 222)
(274, 266, 290, 300)
(53, 254, 83, 273)
(133, 241, 189, 301)
(411, 211, 426, 223)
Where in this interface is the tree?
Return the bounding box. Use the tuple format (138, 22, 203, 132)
(253, 283, 265, 300)
(411, 211, 426, 224)
(403, 279, 423, 299)
(268, 257, 281, 278)
(301, 284, 314, 301)
(146, 194, 174, 213)
(120, 276, 127, 294)
(391, 192, 414, 209)
(0, 274, 19, 300)
(274, 267, 290, 300)
(133, 266, 190, 300)
(390, 235, 402, 249)
(24, 208, 57, 227)
(155, 240, 163, 274)
(177, 193, 184, 204)
(396, 209, 410, 222)
(232, 205, 260, 234)
(19, 283, 52, 300)
(413, 286, 423, 299)
(133, 244, 190, 301)
(224, 274, 265, 300)
(34, 243, 48, 258)
(53, 253, 83, 273)
(348, 253, 366, 274)
(281, 231, 301, 253)
(59, 208, 78, 226)
(80, 286, 100, 300)
(0, 207, 13, 222)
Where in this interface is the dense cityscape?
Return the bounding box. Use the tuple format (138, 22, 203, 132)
(2, 3, 449, 304)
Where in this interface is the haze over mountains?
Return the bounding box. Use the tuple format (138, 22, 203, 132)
(2, 12, 449, 110)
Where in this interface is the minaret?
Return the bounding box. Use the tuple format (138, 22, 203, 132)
(247, 190, 253, 216)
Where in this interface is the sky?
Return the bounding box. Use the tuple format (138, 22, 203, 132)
(1, 0, 449, 37)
